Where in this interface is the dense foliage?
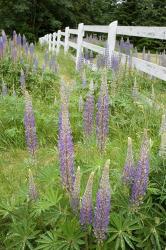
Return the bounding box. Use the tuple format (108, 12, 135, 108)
(0, 32, 166, 249)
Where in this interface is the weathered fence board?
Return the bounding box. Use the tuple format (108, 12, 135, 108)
(117, 26, 166, 40)
(82, 41, 104, 54)
(84, 25, 108, 33)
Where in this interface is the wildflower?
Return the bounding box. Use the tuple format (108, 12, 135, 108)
(94, 160, 111, 241)
(28, 169, 38, 201)
(58, 82, 75, 193)
(96, 72, 109, 151)
(83, 88, 94, 136)
(122, 137, 135, 185)
(131, 130, 149, 206)
(20, 69, 25, 89)
(80, 172, 94, 228)
(24, 91, 37, 157)
(71, 166, 81, 213)
(111, 53, 119, 73)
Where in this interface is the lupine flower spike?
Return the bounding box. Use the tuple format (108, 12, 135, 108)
(71, 166, 81, 213)
(94, 159, 111, 242)
(83, 81, 95, 136)
(96, 72, 109, 151)
(80, 172, 94, 228)
(122, 137, 135, 185)
(28, 169, 38, 201)
(58, 82, 75, 193)
(131, 130, 149, 206)
(24, 91, 37, 158)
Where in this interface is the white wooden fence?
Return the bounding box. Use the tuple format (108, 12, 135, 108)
(39, 21, 166, 81)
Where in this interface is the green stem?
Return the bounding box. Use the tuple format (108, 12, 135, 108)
(85, 234, 89, 250)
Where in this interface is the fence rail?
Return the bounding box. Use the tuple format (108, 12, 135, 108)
(39, 21, 166, 81)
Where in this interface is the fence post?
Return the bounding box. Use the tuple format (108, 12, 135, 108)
(52, 32, 57, 52)
(56, 30, 61, 54)
(76, 23, 84, 70)
(64, 27, 70, 54)
(107, 21, 118, 61)
(48, 34, 52, 52)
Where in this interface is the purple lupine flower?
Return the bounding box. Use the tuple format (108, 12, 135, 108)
(96, 73, 109, 151)
(13, 30, 17, 46)
(96, 55, 105, 70)
(119, 37, 125, 53)
(103, 41, 110, 69)
(0, 37, 4, 59)
(58, 83, 75, 193)
(84, 48, 89, 64)
(20, 69, 25, 89)
(44, 50, 49, 65)
(131, 130, 149, 206)
(29, 43, 34, 56)
(83, 89, 95, 136)
(77, 52, 84, 72)
(94, 159, 111, 241)
(122, 137, 135, 185)
(71, 166, 81, 213)
(22, 34, 26, 48)
(33, 57, 38, 72)
(111, 53, 119, 73)
(17, 33, 22, 47)
(11, 46, 17, 63)
(80, 172, 94, 228)
(28, 169, 38, 201)
(89, 50, 94, 69)
(25, 43, 29, 56)
(24, 91, 37, 157)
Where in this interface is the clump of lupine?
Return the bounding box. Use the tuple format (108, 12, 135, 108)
(58, 82, 75, 193)
(131, 130, 149, 206)
(70, 166, 81, 213)
(122, 137, 135, 186)
(83, 83, 95, 136)
(96, 72, 109, 151)
(28, 169, 38, 201)
(94, 159, 111, 242)
(24, 90, 38, 157)
(80, 172, 94, 228)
